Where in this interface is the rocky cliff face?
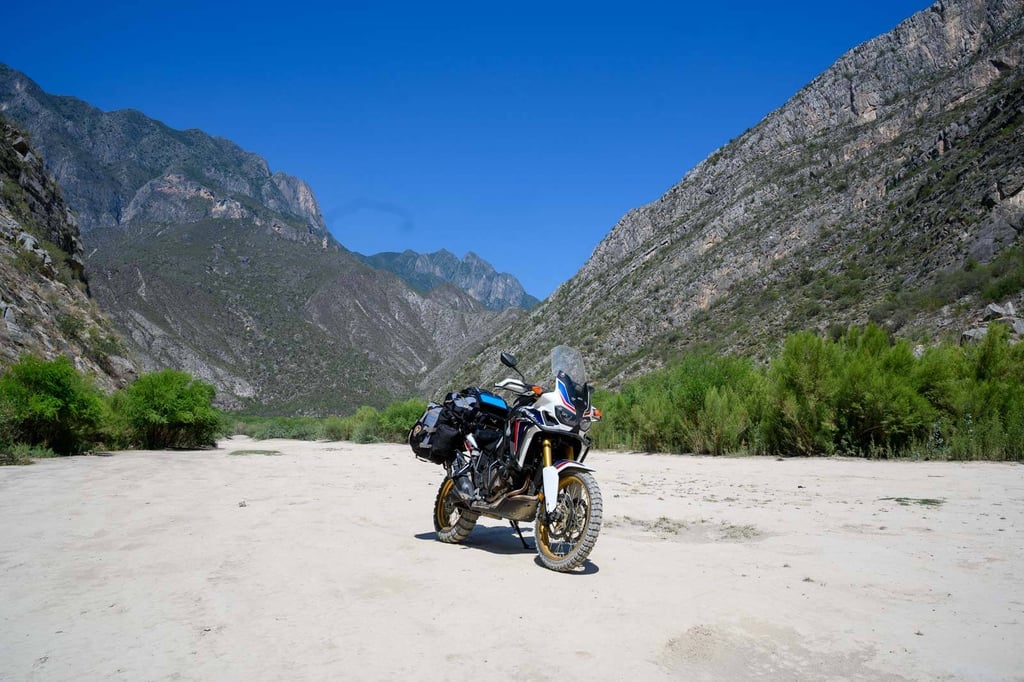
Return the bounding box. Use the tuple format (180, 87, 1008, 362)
(0, 67, 516, 412)
(360, 249, 539, 310)
(0, 118, 135, 389)
(0, 66, 327, 241)
(462, 0, 1024, 386)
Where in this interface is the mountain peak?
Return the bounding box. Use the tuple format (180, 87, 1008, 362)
(0, 63, 328, 242)
(361, 249, 539, 310)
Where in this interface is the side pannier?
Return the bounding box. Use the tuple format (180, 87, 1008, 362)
(409, 403, 461, 465)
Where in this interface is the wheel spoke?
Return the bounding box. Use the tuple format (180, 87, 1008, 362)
(539, 476, 595, 560)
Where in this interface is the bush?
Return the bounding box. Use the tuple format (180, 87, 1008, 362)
(379, 398, 428, 442)
(0, 442, 59, 465)
(344, 406, 382, 443)
(694, 386, 751, 455)
(762, 332, 839, 456)
(320, 416, 349, 441)
(589, 324, 1024, 461)
(227, 399, 426, 444)
(235, 416, 324, 440)
(119, 370, 222, 448)
(832, 326, 934, 455)
(0, 355, 106, 455)
(591, 351, 759, 454)
(589, 390, 630, 451)
(942, 323, 1024, 460)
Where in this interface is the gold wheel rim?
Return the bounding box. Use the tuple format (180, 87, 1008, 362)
(436, 478, 458, 530)
(537, 474, 590, 561)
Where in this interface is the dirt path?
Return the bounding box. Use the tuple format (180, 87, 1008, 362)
(1, 438, 1022, 680)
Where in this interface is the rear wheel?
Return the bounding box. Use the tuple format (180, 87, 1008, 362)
(434, 478, 479, 543)
(536, 472, 602, 572)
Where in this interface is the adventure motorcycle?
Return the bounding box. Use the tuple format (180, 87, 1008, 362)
(409, 345, 602, 572)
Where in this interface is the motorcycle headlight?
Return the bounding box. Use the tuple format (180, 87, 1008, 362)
(580, 417, 591, 432)
(554, 406, 579, 427)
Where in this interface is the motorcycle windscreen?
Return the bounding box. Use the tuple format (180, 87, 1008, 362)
(550, 345, 587, 386)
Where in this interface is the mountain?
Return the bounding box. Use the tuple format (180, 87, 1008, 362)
(0, 117, 135, 389)
(457, 0, 1024, 387)
(0, 65, 325, 239)
(359, 248, 539, 310)
(0, 65, 519, 412)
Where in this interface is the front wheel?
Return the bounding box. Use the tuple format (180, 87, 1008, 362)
(434, 478, 479, 543)
(536, 471, 602, 572)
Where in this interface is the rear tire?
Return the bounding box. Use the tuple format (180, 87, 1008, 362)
(434, 478, 479, 543)
(536, 471, 602, 572)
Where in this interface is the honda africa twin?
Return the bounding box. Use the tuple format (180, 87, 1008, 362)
(409, 345, 602, 572)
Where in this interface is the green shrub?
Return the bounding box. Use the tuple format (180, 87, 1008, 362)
(833, 326, 934, 455)
(762, 332, 840, 456)
(119, 370, 222, 448)
(99, 390, 135, 450)
(227, 399, 425, 445)
(0, 442, 59, 465)
(589, 390, 631, 450)
(345, 406, 382, 443)
(379, 398, 428, 442)
(591, 351, 759, 454)
(0, 355, 106, 455)
(320, 416, 349, 441)
(592, 324, 1024, 461)
(227, 415, 324, 440)
(980, 246, 1024, 302)
(273, 417, 323, 440)
(694, 385, 751, 455)
(942, 323, 1024, 460)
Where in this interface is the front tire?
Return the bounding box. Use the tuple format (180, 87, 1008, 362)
(434, 478, 479, 543)
(536, 471, 602, 572)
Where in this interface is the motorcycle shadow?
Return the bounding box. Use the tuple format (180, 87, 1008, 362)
(414, 523, 535, 556)
(414, 526, 601, 573)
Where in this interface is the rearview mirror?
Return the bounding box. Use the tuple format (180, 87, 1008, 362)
(500, 352, 517, 368)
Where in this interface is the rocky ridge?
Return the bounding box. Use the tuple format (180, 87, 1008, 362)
(360, 248, 539, 310)
(0, 118, 135, 389)
(0, 65, 326, 241)
(0, 67, 517, 412)
(459, 0, 1024, 387)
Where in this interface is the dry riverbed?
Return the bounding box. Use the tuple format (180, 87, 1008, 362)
(1, 438, 1022, 680)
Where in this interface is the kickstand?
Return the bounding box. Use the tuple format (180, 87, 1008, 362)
(510, 520, 532, 550)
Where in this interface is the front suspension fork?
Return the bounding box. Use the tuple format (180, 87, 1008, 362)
(541, 439, 559, 514)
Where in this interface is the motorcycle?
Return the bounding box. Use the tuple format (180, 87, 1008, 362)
(409, 345, 603, 572)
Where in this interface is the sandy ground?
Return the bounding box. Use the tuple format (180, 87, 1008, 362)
(1, 438, 1022, 681)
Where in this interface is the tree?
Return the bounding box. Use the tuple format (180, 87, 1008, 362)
(120, 370, 221, 448)
(0, 355, 105, 454)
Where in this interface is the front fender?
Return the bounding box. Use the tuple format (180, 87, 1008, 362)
(542, 459, 596, 513)
(554, 459, 595, 475)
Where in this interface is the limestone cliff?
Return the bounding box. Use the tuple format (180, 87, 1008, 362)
(462, 0, 1024, 386)
(0, 118, 135, 389)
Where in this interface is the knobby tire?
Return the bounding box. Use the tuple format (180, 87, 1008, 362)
(434, 478, 479, 543)
(535, 471, 602, 572)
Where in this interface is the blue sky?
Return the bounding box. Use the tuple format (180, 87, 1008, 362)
(3, 1, 930, 298)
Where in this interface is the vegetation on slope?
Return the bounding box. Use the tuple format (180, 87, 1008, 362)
(0, 352, 428, 464)
(0, 357, 222, 463)
(5, 319, 1022, 465)
(592, 323, 1024, 461)
(227, 398, 426, 444)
